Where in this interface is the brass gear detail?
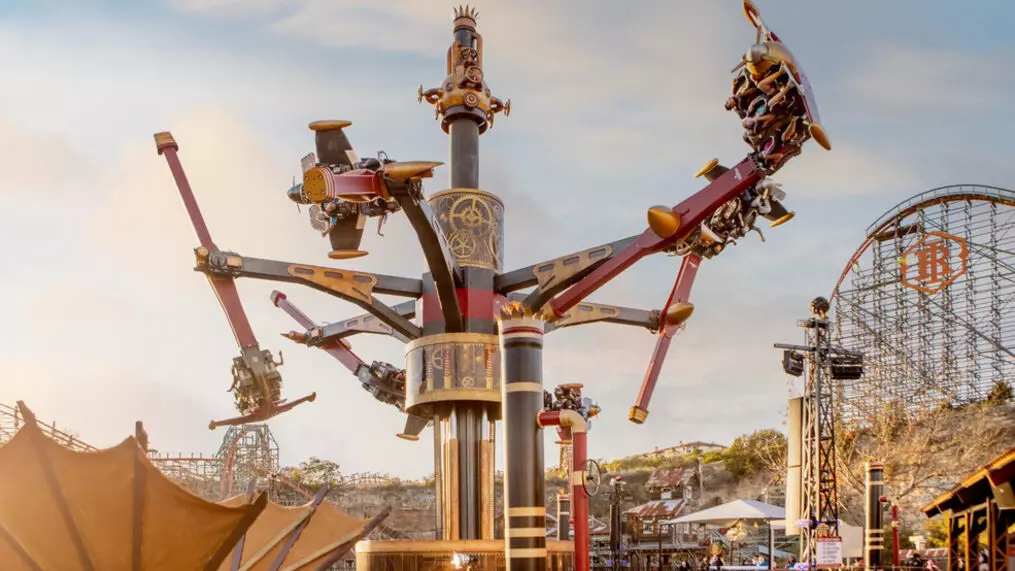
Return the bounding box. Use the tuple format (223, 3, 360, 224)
(448, 230, 477, 258)
(449, 195, 493, 236)
(429, 349, 444, 370)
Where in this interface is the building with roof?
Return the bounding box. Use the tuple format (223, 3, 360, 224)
(645, 467, 702, 503)
(923, 446, 1015, 571)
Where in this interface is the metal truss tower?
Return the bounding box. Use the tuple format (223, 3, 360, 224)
(777, 297, 863, 563)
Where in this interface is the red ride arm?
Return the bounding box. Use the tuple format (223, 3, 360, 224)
(155, 132, 259, 349)
(630, 254, 701, 423)
(546, 157, 762, 318)
(270, 290, 366, 374)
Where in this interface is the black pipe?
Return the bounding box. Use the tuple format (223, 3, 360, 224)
(450, 120, 480, 189)
(500, 314, 547, 571)
(457, 404, 482, 539)
(865, 461, 885, 569)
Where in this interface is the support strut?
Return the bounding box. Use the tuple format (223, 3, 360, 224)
(629, 253, 701, 424)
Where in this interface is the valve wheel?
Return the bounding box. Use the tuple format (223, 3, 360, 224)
(581, 459, 603, 497)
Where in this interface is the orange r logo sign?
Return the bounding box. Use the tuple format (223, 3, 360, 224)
(900, 231, 968, 294)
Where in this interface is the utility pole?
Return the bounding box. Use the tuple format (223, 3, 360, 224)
(609, 476, 626, 571)
(775, 297, 863, 565)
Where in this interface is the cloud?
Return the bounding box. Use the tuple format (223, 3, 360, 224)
(161, 0, 745, 153)
(777, 141, 922, 196)
(840, 45, 1010, 114)
(0, 118, 89, 209)
(167, 0, 285, 17)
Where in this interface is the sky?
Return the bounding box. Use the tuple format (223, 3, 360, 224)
(1, 0, 1013, 479)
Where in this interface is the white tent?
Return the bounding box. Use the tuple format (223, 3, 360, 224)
(663, 499, 785, 526)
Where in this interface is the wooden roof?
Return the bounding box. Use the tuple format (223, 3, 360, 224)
(923, 447, 1015, 517)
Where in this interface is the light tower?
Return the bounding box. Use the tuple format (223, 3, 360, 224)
(776, 297, 864, 564)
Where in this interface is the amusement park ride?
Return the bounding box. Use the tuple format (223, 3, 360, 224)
(155, 1, 830, 568)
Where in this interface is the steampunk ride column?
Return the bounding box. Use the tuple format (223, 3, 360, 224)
(414, 5, 510, 541)
(499, 306, 548, 571)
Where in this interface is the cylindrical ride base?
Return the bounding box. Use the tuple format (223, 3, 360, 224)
(405, 332, 501, 540)
(355, 540, 574, 571)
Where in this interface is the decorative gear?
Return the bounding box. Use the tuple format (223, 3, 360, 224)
(449, 195, 493, 235)
(429, 349, 444, 370)
(463, 92, 480, 108)
(465, 66, 483, 85)
(448, 230, 477, 258)
(460, 47, 478, 65)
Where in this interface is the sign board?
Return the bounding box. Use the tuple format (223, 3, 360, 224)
(816, 536, 843, 568)
(899, 231, 968, 295)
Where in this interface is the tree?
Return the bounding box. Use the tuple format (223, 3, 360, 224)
(986, 381, 1013, 405)
(924, 517, 949, 548)
(837, 403, 1015, 526)
(291, 457, 341, 490)
(722, 429, 787, 479)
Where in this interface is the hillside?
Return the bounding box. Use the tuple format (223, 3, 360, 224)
(287, 401, 1015, 544)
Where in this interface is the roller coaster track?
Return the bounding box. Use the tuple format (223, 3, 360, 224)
(0, 402, 96, 452)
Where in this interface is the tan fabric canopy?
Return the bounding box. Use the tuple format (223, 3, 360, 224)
(0, 402, 266, 571)
(218, 493, 388, 571)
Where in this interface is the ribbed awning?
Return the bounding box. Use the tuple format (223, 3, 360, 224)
(217, 492, 389, 570)
(0, 401, 267, 571)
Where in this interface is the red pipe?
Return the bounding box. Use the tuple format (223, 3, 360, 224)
(538, 410, 589, 571)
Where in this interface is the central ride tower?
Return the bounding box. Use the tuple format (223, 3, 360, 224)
(411, 5, 509, 542)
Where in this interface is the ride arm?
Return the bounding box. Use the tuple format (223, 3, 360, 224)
(155, 132, 316, 428)
(270, 291, 366, 373)
(398, 414, 431, 441)
(384, 177, 464, 332)
(629, 253, 701, 424)
(156, 133, 256, 349)
(195, 249, 422, 341)
(504, 292, 659, 333)
(311, 300, 416, 345)
(543, 157, 763, 319)
(495, 235, 641, 307)
(270, 291, 431, 439)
